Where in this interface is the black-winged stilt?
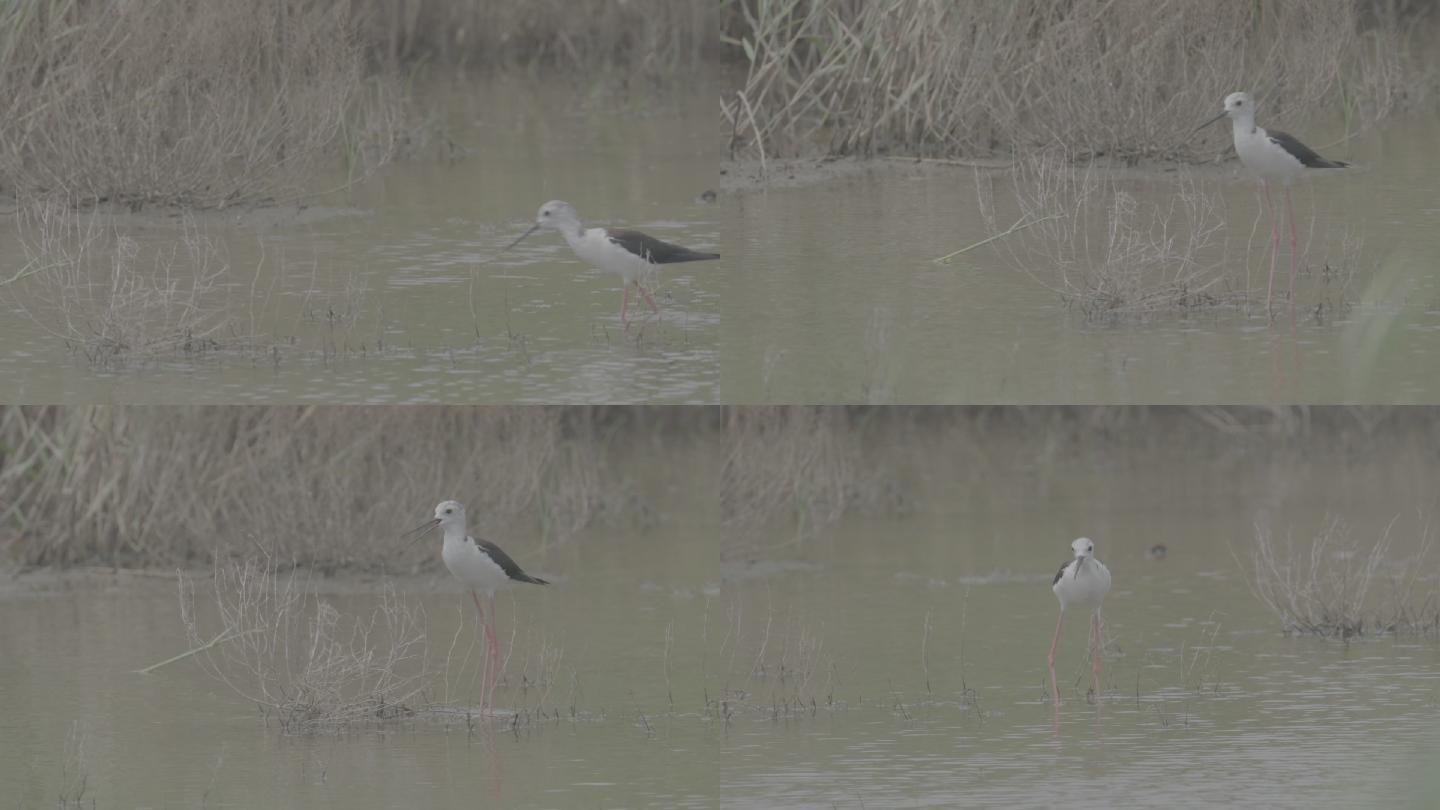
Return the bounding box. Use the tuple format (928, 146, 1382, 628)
(505, 200, 720, 324)
(1195, 91, 1350, 315)
(405, 500, 547, 716)
(1048, 537, 1111, 704)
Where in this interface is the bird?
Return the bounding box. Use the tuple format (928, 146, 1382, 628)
(1195, 91, 1349, 315)
(504, 200, 720, 324)
(1048, 537, 1111, 704)
(404, 499, 547, 716)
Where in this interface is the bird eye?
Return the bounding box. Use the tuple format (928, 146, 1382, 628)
(542, 210, 550, 217)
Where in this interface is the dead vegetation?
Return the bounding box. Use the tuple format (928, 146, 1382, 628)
(0, 196, 399, 368)
(720, 406, 1440, 550)
(724, 0, 1434, 161)
(0, 406, 645, 569)
(0, 0, 402, 209)
(178, 555, 431, 730)
(1243, 516, 1440, 638)
(4, 200, 235, 364)
(975, 150, 1243, 318)
(721, 407, 902, 549)
(356, 0, 719, 73)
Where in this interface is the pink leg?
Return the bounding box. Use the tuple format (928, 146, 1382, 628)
(484, 598, 499, 718)
(637, 281, 659, 315)
(1285, 187, 1298, 309)
(1262, 181, 1278, 316)
(1090, 611, 1102, 699)
(620, 285, 630, 324)
(471, 591, 490, 716)
(1048, 609, 1064, 703)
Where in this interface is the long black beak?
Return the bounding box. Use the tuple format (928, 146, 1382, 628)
(1192, 110, 1228, 136)
(504, 223, 542, 252)
(1074, 556, 1085, 576)
(400, 518, 440, 551)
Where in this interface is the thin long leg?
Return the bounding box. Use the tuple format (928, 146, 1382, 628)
(1090, 610, 1102, 700)
(478, 585, 495, 711)
(484, 595, 499, 717)
(620, 285, 631, 324)
(636, 280, 659, 314)
(1048, 609, 1064, 704)
(1262, 181, 1278, 315)
(1285, 186, 1298, 310)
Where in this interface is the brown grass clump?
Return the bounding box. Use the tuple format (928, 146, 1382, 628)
(357, 0, 720, 73)
(725, 0, 1432, 161)
(4, 200, 234, 364)
(178, 555, 430, 730)
(1243, 517, 1440, 638)
(976, 150, 1241, 319)
(721, 407, 903, 550)
(0, 407, 641, 569)
(0, 0, 401, 209)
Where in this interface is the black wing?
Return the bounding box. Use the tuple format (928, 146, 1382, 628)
(1267, 130, 1348, 169)
(476, 539, 548, 585)
(607, 229, 720, 264)
(1052, 560, 1070, 585)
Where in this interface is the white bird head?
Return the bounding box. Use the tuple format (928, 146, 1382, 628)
(432, 500, 466, 532)
(402, 500, 466, 549)
(1071, 537, 1096, 558)
(1195, 91, 1255, 133)
(504, 200, 581, 250)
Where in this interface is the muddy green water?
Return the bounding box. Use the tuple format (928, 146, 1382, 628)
(0, 76, 723, 404)
(721, 114, 1440, 404)
(4, 436, 1440, 807)
(2, 447, 722, 808)
(2, 539, 720, 809)
(720, 439, 1440, 808)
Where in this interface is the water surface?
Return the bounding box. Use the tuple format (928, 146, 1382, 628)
(721, 114, 1440, 403)
(0, 75, 723, 404)
(720, 436, 1440, 807)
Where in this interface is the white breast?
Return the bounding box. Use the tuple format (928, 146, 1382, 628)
(1053, 557, 1111, 611)
(566, 228, 654, 284)
(1234, 125, 1301, 181)
(441, 534, 509, 595)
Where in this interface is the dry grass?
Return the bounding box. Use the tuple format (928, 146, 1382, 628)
(0, 407, 645, 569)
(0, 198, 394, 367)
(721, 407, 901, 549)
(357, 0, 720, 73)
(178, 555, 430, 730)
(1243, 516, 1440, 638)
(4, 199, 235, 364)
(0, 0, 401, 209)
(720, 406, 1440, 549)
(977, 150, 1241, 319)
(724, 0, 1433, 161)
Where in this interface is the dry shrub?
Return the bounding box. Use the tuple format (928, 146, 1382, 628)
(721, 407, 898, 550)
(979, 150, 1239, 318)
(4, 200, 233, 364)
(179, 556, 430, 730)
(0, 0, 400, 208)
(357, 0, 720, 73)
(726, 0, 1430, 161)
(1244, 516, 1440, 638)
(0, 407, 638, 569)
(726, 600, 830, 713)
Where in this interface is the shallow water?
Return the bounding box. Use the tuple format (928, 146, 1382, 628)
(1, 449, 722, 808)
(719, 438, 1440, 808)
(4, 431, 1440, 808)
(721, 113, 1440, 404)
(0, 75, 723, 404)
